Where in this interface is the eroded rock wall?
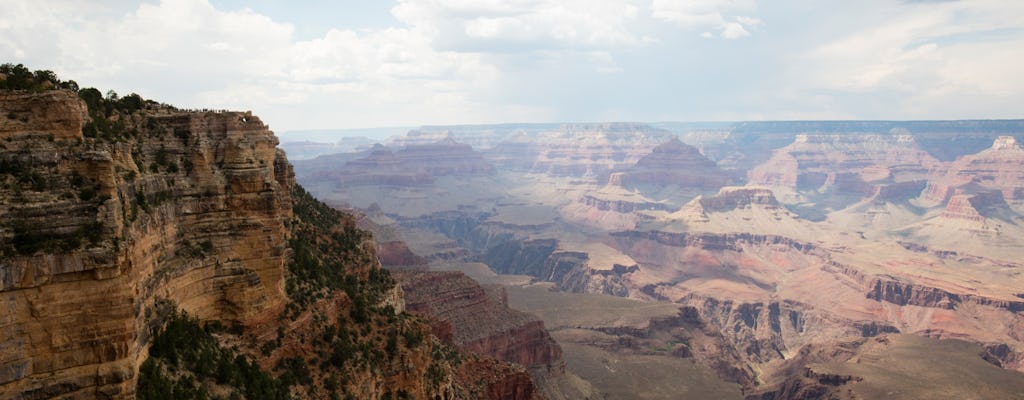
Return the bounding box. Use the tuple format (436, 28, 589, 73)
(0, 91, 292, 398)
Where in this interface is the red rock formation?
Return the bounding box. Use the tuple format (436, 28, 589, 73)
(303, 139, 495, 187)
(922, 136, 1024, 209)
(696, 187, 780, 212)
(748, 134, 940, 191)
(0, 92, 293, 398)
(396, 271, 562, 370)
(941, 193, 987, 222)
(614, 137, 731, 189)
(396, 137, 495, 176)
(454, 358, 538, 400)
(0, 90, 87, 140)
(487, 123, 672, 177)
(376, 241, 429, 267)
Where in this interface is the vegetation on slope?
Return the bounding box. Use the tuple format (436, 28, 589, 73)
(138, 304, 290, 400)
(279, 184, 462, 399)
(138, 184, 462, 399)
(2, 64, 468, 399)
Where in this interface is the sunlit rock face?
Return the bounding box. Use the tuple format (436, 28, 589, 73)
(921, 136, 1024, 210)
(748, 134, 940, 192)
(0, 91, 293, 398)
(485, 122, 674, 178)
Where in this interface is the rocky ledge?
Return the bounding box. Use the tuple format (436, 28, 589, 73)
(0, 90, 292, 398)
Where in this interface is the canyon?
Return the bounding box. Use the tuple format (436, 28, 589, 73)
(0, 79, 549, 400)
(3, 66, 1024, 399)
(289, 119, 1024, 399)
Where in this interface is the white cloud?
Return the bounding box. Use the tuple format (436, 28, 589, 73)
(796, 0, 1024, 118)
(721, 21, 750, 39)
(651, 0, 760, 39)
(2, 0, 1023, 129)
(0, 0, 514, 129)
(392, 0, 648, 50)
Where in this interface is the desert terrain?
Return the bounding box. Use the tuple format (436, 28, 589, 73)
(290, 120, 1024, 399)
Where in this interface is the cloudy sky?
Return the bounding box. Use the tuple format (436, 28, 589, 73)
(1, 0, 1022, 136)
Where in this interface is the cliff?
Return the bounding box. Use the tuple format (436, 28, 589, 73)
(612, 137, 730, 191)
(0, 88, 294, 398)
(485, 123, 672, 178)
(921, 136, 1024, 210)
(396, 271, 562, 370)
(0, 83, 487, 399)
(748, 134, 940, 192)
(396, 270, 568, 399)
(295, 138, 494, 187)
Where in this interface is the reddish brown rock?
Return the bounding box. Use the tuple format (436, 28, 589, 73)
(454, 358, 539, 400)
(748, 134, 940, 191)
(376, 240, 429, 267)
(487, 123, 672, 177)
(695, 186, 780, 212)
(921, 136, 1024, 209)
(0, 92, 292, 398)
(0, 90, 88, 141)
(395, 271, 562, 370)
(614, 137, 731, 190)
(302, 138, 495, 187)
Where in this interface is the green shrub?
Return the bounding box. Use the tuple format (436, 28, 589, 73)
(138, 307, 291, 400)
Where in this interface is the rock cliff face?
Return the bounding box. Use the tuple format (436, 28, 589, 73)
(613, 137, 730, 190)
(921, 136, 1024, 210)
(396, 271, 565, 399)
(296, 138, 494, 187)
(486, 123, 672, 178)
(0, 87, 507, 400)
(562, 138, 732, 230)
(0, 90, 293, 398)
(748, 134, 940, 192)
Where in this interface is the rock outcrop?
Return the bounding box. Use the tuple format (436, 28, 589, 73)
(921, 136, 1024, 210)
(0, 86, 507, 400)
(0, 90, 293, 398)
(298, 138, 494, 187)
(396, 270, 570, 399)
(486, 122, 672, 178)
(396, 271, 562, 370)
(748, 134, 940, 192)
(612, 137, 730, 190)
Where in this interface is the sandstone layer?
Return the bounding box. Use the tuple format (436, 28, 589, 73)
(0, 90, 293, 398)
(921, 136, 1024, 210)
(748, 134, 939, 193)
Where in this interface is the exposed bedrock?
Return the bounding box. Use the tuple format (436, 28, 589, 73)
(922, 136, 1024, 208)
(294, 138, 494, 187)
(611, 137, 731, 189)
(866, 276, 1024, 312)
(396, 271, 570, 399)
(484, 122, 672, 178)
(396, 271, 562, 369)
(748, 133, 940, 192)
(0, 92, 292, 398)
(610, 230, 819, 253)
(578, 193, 672, 214)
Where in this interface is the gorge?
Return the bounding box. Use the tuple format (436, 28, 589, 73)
(3, 65, 1024, 400)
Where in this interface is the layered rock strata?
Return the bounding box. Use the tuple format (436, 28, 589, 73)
(396, 271, 562, 370)
(921, 136, 1024, 210)
(612, 137, 730, 190)
(486, 122, 672, 178)
(0, 91, 292, 398)
(749, 134, 940, 192)
(297, 138, 494, 187)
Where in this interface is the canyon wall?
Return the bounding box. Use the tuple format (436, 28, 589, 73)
(0, 90, 295, 398)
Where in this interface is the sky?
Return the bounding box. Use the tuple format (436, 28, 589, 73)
(1, 0, 1022, 137)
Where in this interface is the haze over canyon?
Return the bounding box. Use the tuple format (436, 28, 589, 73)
(3, 1, 1024, 399)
